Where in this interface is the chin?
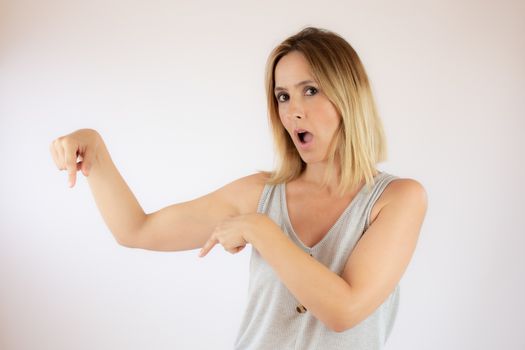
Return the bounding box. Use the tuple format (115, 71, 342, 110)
(298, 154, 315, 163)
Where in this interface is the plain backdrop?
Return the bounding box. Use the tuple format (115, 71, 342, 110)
(1, 0, 524, 349)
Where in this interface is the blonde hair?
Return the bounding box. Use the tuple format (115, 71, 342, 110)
(257, 26, 388, 197)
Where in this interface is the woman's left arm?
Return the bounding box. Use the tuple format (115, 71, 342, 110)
(199, 179, 427, 333)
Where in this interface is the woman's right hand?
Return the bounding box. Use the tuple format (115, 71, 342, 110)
(49, 128, 102, 188)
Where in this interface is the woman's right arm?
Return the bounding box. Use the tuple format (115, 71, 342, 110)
(50, 129, 264, 252)
(50, 129, 147, 246)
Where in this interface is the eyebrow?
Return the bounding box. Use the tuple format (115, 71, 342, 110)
(274, 80, 316, 93)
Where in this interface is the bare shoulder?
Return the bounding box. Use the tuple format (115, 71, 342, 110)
(365, 176, 425, 226)
(225, 171, 272, 216)
(381, 177, 428, 210)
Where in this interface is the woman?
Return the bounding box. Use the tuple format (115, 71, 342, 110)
(50, 27, 427, 349)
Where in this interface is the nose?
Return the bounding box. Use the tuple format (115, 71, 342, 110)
(287, 96, 304, 120)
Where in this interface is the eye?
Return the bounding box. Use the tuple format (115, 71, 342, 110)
(276, 93, 289, 103)
(275, 86, 318, 103)
(305, 86, 318, 95)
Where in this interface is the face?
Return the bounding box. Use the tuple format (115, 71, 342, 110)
(274, 51, 341, 163)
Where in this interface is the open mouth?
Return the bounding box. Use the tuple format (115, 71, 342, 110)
(297, 131, 314, 144)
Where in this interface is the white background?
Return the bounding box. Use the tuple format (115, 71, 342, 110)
(1, 0, 524, 349)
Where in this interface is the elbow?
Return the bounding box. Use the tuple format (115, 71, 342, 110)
(117, 239, 133, 248)
(331, 298, 361, 333)
(333, 298, 381, 332)
(331, 319, 351, 333)
(332, 317, 357, 333)
(116, 236, 132, 248)
(324, 311, 353, 333)
(114, 233, 138, 248)
(332, 321, 354, 333)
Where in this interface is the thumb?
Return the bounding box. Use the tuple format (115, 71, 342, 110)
(80, 151, 93, 177)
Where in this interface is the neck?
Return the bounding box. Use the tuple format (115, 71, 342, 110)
(299, 161, 342, 195)
(298, 161, 377, 197)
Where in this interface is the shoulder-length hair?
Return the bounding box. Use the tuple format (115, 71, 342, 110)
(257, 26, 388, 197)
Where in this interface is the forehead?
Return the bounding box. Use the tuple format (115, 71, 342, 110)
(274, 51, 315, 85)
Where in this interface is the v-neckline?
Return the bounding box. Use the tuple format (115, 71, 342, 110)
(280, 172, 382, 251)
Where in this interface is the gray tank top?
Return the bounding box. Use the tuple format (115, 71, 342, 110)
(233, 171, 400, 350)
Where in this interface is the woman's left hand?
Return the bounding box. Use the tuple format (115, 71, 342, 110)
(198, 213, 266, 257)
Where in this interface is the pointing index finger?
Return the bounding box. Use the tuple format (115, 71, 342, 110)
(198, 237, 217, 257)
(63, 144, 78, 188)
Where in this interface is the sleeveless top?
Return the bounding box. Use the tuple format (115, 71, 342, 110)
(233, 171, 401, 350)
